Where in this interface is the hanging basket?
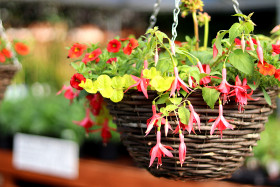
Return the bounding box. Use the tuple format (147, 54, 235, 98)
(0, 65, 19, 102)
(106, 88, 278, 181)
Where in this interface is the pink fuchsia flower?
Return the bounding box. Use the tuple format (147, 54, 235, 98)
(86, 93, 103, 116)
(57, 85, 80, 103)
(217, 67, 234, 104)
(100, 119, 115, 145)
(123, 38, 139, 55)
(154, 48, 159, 66)
(271, 24, 280, 33)
(256, 39, 264, 64)
(125, 60, 149, 98)
(179, 132, 187, 167)
(209, 100, 233, 138)
(241, 35, 245, 52)
(257, 61, 276, 76)
(197, 61, 211, 85)
(174, 121, 195, 134)
(187, 101, 201, 134)
(107, 39, 121, 53)
(164, 117, 173, 136)
(67, 43, 87, 58)
(230, 76, 258, 112)
(106, 57, 117, 64)
(213, 43, 218, 59)
(248, 36, 256, 51)
(82, 48, 102, 65)
(146, 104, 166, 136)
(274, 69, 280, 81)
(169, 67, 191, 97)
(73, 108, 95, 134)
(149, 131, 173, 168)
(70, 73, 86, 90)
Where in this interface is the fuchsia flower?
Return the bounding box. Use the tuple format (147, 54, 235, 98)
(217, 67, 234, 103)
(209, 100, 233, 138)
(241, 35, 245, 52)
(229, 76, 258, 112)
(256, 39, 264, 64)
(73, 108, 95, 134)
(197, 61, 211, 85)
(86, 93, 103, 116)
(179, 132, 187, 167)
(57, 85, 79, 103)
(164, 118, 173, 136)
(154, 48, 159, 66)
(213, 43, 218, 59)
(125, 60, 149, 98)
(248, 36, 256, 51)
(187, 101, 201, 133)
(100, 119, 114, 145)
(146, 104, 166, 136)
(271, 24, 280, 33)
(149, 131, 173, 168)
(169, 67, 191, 97)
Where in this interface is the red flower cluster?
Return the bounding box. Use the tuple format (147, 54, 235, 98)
(67, 43, 87, 58)
(123, 38, 139, 55)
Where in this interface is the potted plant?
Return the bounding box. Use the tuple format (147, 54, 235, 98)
(59, 0, 280, 181)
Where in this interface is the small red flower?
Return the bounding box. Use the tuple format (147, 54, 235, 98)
(82, 48, 102, 65)
(274, 69, 280, 81)
(257, 61, 276, 76)
(2, 48, 12, 58)
(73, 108, 95, 134)
(70, 73, 86, 90)
(67, 43, 87, 58)
(14, 42, 29, 56)
(106, 57, 117, 64)
(123, 38, 139, 55)
(0, 52, 6, 63)
(100, 119, 113, 145)
(272, 44, 280, 54)
(86, 93, 103, 116)
(107, 39, 121, 53)
(57, 85, 80, 103)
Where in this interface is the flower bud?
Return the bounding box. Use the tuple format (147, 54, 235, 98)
(241, 35, 245, 52)
(248, 36, 255, 51)
(256, 40, 264, 64)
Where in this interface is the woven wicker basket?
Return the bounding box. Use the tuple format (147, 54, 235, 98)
(0, 65, 18, 103)
(106, 88, 278, 181)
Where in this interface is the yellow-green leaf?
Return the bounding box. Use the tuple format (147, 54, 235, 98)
(112, 76, 125, 89)
(110, 89, 124, 103)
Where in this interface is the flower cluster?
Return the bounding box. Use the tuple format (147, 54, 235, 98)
(0, 37, 29, 64)
(60, 8, 280, 168)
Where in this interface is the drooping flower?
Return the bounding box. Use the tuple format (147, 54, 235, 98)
(100, 119, 113, 145)
(149, 131, 173, 168)
(217, 67, 234, 103)
(197, 61, 211, 85)
(146, 104, 166, 136)
(169, 67, 191, 97)
(107, 39, 122, 53)
(73, 108, 95, 134)
(187, 101, 201, 133)
(154, 48, 159, 66)
(272, 44, 280, 55)
(213, 43, 218, 59)
(164, 117, 173, 136)
(2, 48, 12, 58)
(106, 57, 117, 64)
(67, 43, 87, 58)
(86, 93, 103, 116)
(179, 132, 187, 167)
(0, 52, 6, 63)
(57, 85, 80, 103)
(123, 38, 139, 55)
(256, 39, 264, 64)
(209, 100, 234, 138)
(82, 48, 102, 65)
(248, 36, 256, 51)
(241, 35, 245, 52)
(14, 42, 29, 56)
(257, 61, 276, 76)
(274, 69, 280, 81)
(70, 73, 86, 90)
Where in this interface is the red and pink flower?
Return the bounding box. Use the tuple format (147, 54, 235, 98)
(70, 73, 86, 90)
(67, 43, 87, 58)
(57, 85, 80, 103)
(82, 48, 102, 64)
(73, 108, 95, 134)
(123, 38, 139, 55)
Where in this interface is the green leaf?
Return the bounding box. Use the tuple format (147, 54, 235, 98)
(143, 67, 161, 79)
(160, 107, 169, 116)
(232, 13, 248, 20)
(262, 87, 271, 106)
(228, 49, 254, 75)
(215, 30, 229, 55)
(229, 23, 244, 43)
(110, 89, 124, 103)
(71, 62, 79, 71)
(178, 106, 190, 125)
(156, 94, 169, 105)
(202, 87, 220, 109)
(169, 97, 182, 105)
(248, 77, 260, 90)
(165, 104, 178, 112)
(243, 21, 254, 34)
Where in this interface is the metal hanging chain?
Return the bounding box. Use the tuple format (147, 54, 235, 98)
(232, 0, 243, 21)
(0, 18, 21, 68)
(146, 0, 162, 32)
(171, 0, 181, 46)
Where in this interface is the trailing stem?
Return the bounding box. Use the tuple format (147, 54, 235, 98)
(192, 11, 199, 50)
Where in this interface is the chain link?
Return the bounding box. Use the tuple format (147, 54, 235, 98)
(0, 18, 21, 68)
(232, 0, 243, 21)
(171, 0, 181, 46)
(146, 0, 161, 32)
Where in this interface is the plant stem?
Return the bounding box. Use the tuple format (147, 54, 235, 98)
(203, 16, 209, 49)
(192, 11, 199, 50)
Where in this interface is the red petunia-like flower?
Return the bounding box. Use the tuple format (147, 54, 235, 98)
(67, 43, 87, 58)
(57, 85, 80, 104)
(70, 73, 86, 90)
(0, 52, 6, 63)
(82, 48, 102, 65)
(106, 57, 117, 64)
(2, 48, 12, 58)
(107, 39, 121, 53)
(274, 69, 280, 81)
(123, 38, 139, 55)
(272, 44, 280, 54)
(257, 61, 276, 76)
(14, 42, 29, 56)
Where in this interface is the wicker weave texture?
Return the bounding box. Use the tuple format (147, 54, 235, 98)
(0, 65, 18, 102)
(106, 89, 278, 181)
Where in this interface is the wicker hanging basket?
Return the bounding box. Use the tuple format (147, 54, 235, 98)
(0, 65, 19, 102)
(106, 88, 278, 181)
